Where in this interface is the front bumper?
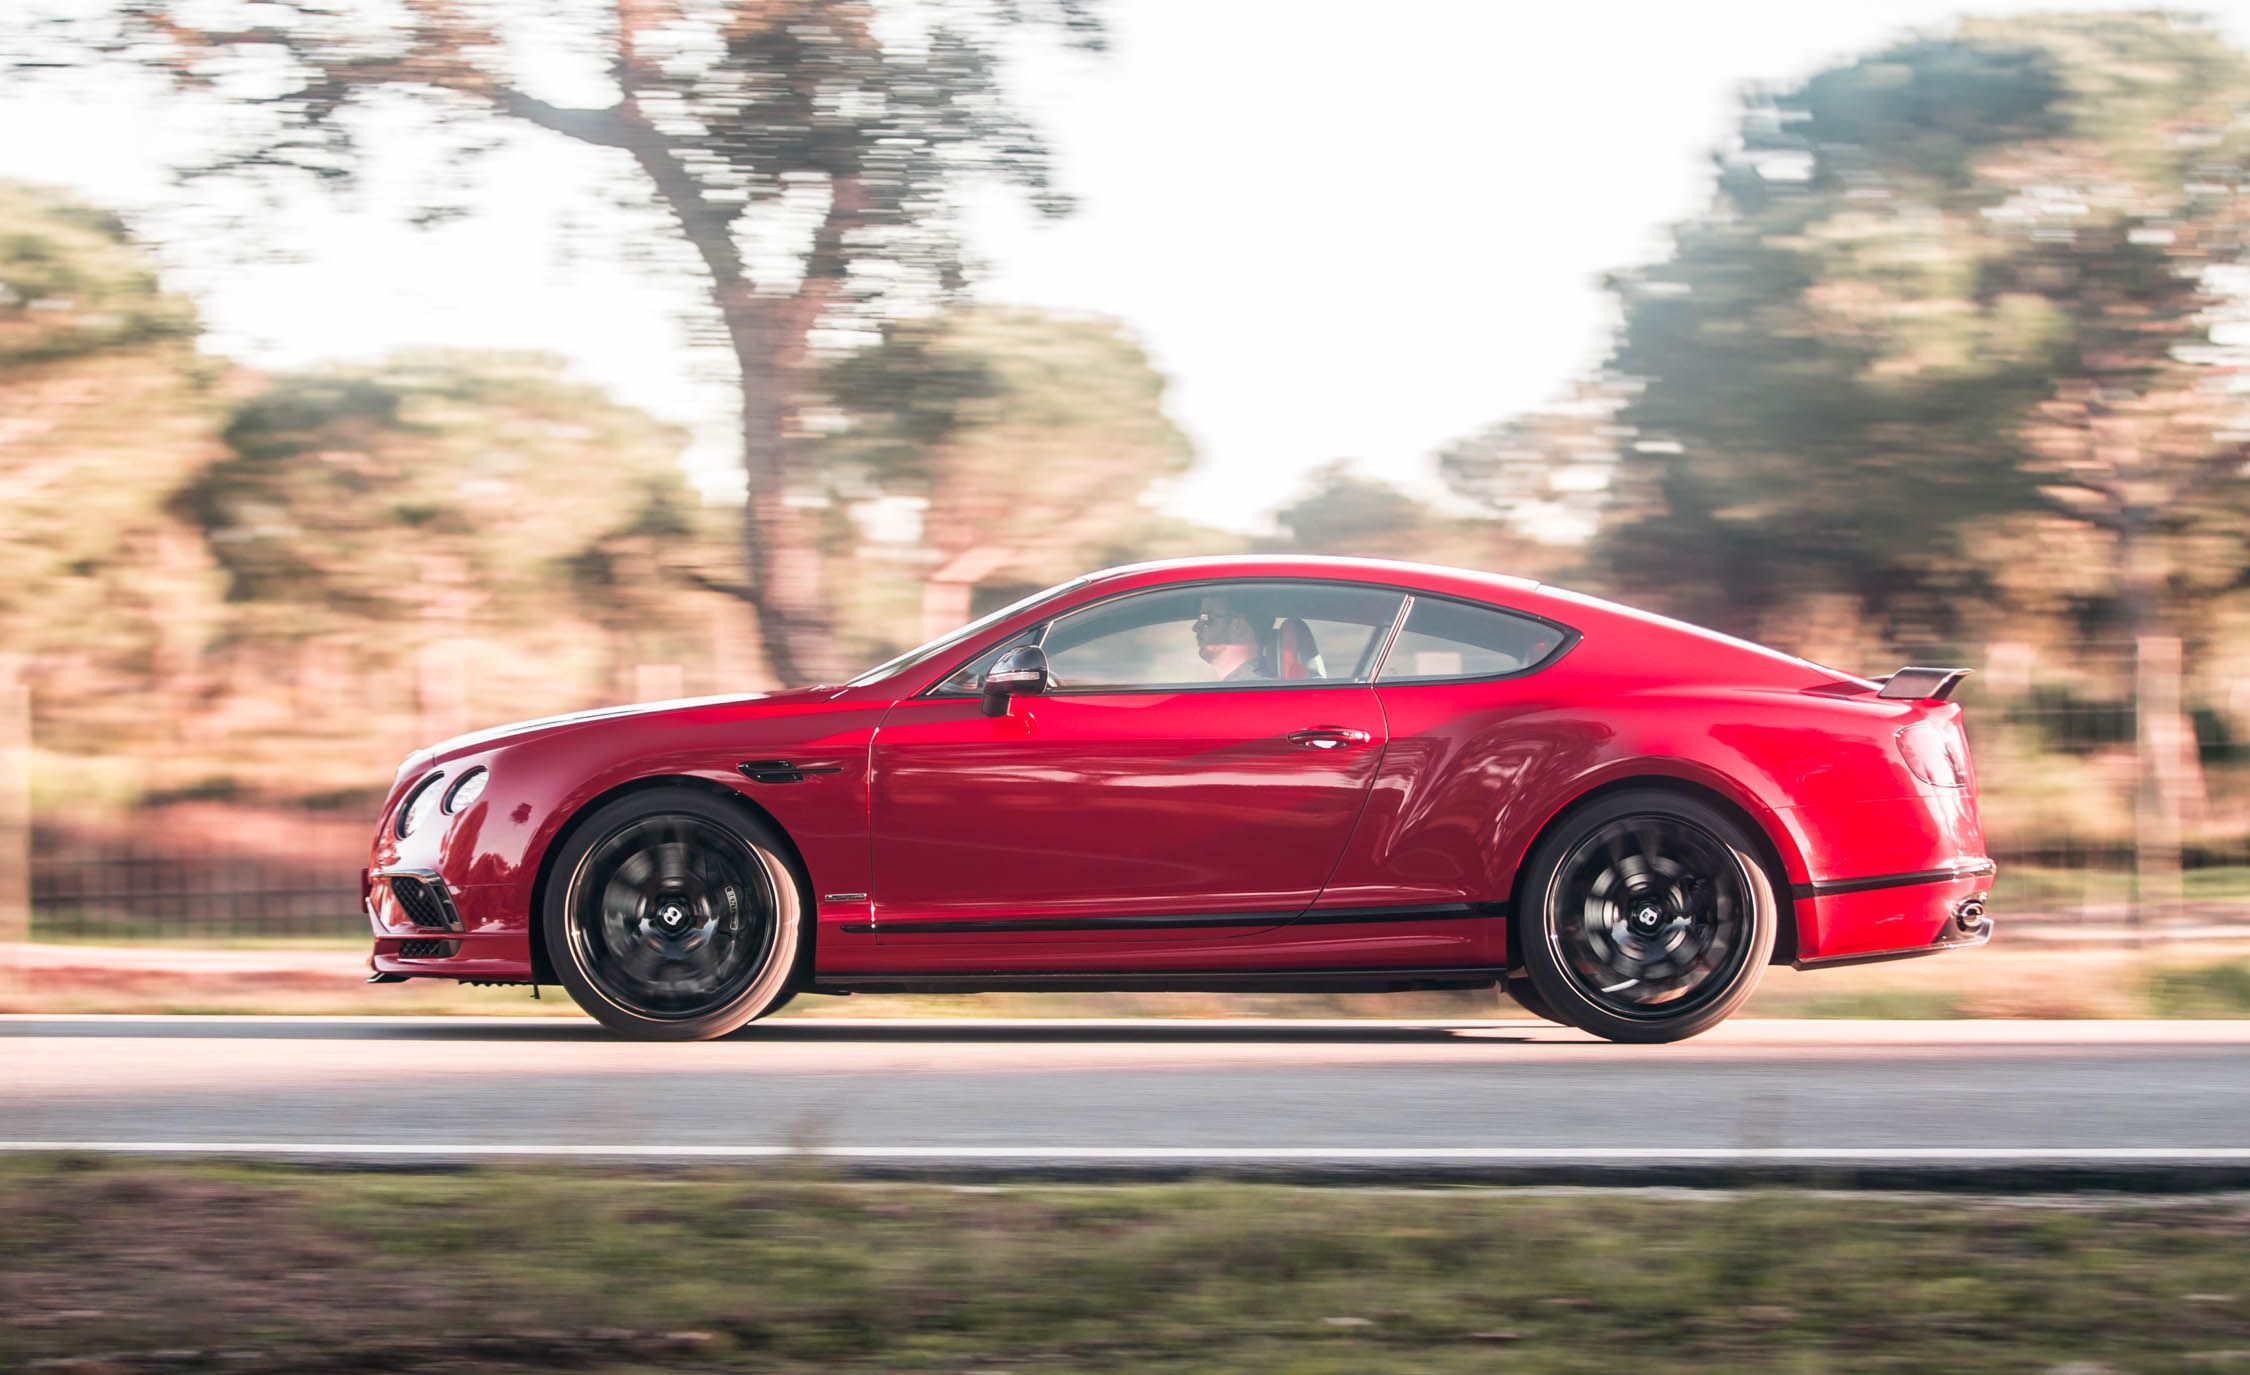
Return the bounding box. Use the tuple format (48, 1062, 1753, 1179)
(364, 866, 536, 983)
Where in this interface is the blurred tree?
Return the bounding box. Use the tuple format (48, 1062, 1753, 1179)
(185, 351, 746, 754)
(1264, 460, 1579, 579)
(1598, 14, 2250, 646)
(0, 179, 221, 756)
(830, 308, 1193, 570)
(1272, 461, 1433, 559)
(817, 306, 1194, 646)
(1437, 382, 1624, 549)
(188, 351, 712, 636)
(15, 0, 1099, 685)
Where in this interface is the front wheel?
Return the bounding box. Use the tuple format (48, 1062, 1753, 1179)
(1503, 975, 1563, 1024)
(543, 787, 806, 1040)
(1516, 790, 1777, 1043)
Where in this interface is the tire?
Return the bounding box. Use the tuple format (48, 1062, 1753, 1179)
(543, 786, 806, 1041)
(1503, 974, 1564, 1024)
(1516, 789, 1777, 1044)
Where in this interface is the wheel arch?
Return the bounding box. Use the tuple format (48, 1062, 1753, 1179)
(1504, 773, 1804, 967)
(525, 772, 814, 984)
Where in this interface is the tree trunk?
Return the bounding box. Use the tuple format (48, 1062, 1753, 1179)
(2117, 512, 2195, 929)
(612, 90, 840, 689)
(726, 291, 837, 687)
(0, 655, 30, 979)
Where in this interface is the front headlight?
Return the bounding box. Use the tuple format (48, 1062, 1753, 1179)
(398, 772, 447, 837)
(443, 767, 488, 815)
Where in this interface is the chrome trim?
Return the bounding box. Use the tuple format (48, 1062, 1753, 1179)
(914, 577, 1579, 701)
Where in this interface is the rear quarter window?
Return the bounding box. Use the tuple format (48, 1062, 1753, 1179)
(1376, 597, 1569, 682)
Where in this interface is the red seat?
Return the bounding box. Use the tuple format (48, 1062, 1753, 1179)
(1274, 617, 1323, 679)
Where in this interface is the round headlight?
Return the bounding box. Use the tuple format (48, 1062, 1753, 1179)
(443, 767, 488, 815)
(397, 773, 446, 838)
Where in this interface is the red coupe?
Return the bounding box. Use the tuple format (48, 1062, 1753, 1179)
(363, 557, 1992, 1041)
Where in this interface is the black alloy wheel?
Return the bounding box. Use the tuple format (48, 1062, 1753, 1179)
(1517, 789, 1776, 1043)
(545, 787, 805, 1040)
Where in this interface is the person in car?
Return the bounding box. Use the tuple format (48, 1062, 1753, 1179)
(1194, 595, 1272, 681)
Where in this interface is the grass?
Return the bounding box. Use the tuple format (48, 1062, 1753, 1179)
(2144, 959, 2250, 1017)
(3, 1159, 2249, 1373)
(1993, 863, 2250, 912)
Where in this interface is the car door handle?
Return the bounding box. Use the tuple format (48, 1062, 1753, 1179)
(1286, 727, 1372, 749)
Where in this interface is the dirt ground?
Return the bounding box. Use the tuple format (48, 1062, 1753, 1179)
(4, 937, 2247, 1020)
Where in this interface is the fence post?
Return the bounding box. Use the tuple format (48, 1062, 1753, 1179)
(2134, 634, 2187, 936)
(0, 656, 29, 993)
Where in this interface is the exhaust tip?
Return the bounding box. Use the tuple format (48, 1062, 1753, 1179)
(1953, 896, 1990, 937)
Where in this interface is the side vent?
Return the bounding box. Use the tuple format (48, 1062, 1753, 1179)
(738, 759, 843, 785)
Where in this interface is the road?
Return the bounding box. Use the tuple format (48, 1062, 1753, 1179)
(6, 1015, 2249, 1184)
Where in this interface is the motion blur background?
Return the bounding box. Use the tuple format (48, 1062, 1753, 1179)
(3, 0, 2249, 950)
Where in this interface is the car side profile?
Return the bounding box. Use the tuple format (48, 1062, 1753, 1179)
(363, 556, 1993, 1042)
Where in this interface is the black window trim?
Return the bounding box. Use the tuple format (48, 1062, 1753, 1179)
(915, 576, 1580, 700)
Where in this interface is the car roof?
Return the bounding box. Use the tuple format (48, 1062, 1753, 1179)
(1078, 555, 1542, 600)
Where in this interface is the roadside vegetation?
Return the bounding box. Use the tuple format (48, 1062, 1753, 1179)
(5, 1160, 2248, 1374)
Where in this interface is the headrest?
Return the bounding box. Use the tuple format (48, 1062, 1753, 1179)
(1275, 617, 1322, 680)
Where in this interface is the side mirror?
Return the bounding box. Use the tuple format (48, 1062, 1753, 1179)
(981, 644, 1050, 717)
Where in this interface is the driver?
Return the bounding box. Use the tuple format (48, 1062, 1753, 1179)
(1193, 595, 1271, 681)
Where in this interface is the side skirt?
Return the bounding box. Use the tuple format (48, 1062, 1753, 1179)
(812, 966, 1509, 996)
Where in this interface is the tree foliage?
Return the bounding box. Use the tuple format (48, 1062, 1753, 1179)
(16, 0, 1099, 683)
(185, 351, 712, 640)
(0, 179, 218, 751)
(821, 305, 1194, 583)
(1597, 13, 2250, 643)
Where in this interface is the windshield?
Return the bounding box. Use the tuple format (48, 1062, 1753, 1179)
(846, 576, 1090, 687)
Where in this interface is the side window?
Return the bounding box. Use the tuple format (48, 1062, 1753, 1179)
(1376, 597, 1566, 682)
(1024, 580, 1405, 691)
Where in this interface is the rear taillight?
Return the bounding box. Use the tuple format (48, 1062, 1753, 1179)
(1896, 719, 1971, 788)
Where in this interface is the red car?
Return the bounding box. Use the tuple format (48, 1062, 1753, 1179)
(364, 556, 1992, 1042)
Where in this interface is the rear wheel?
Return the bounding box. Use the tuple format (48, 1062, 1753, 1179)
(1517, 790, 1776, 1043)
(543, 787, 805, 1041)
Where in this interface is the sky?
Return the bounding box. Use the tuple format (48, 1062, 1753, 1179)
(6, 0, 2250, 532)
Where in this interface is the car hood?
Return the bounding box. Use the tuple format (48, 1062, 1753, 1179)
(395, 686, 843, 775)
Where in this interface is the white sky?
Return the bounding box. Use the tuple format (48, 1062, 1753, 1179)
(6, 0, 2248, 532)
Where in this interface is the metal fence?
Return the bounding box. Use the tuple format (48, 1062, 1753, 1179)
(28, 829, 366, 940)
(1971, 637, 2250, 936)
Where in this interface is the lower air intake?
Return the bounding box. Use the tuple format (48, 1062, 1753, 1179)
(397, 938, 460, 958)
(389, 875, 460, 931)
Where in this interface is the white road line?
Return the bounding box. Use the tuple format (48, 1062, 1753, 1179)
(4, 1143, 2249, 1162)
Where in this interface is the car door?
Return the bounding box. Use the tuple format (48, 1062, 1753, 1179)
(868, 579, 1406, 937)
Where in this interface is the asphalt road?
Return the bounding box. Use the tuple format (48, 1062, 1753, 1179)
(6, 1015, 2249, 1184)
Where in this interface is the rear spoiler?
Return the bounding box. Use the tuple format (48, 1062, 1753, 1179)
(1876, 666, 1971, 701)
